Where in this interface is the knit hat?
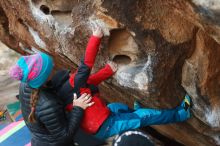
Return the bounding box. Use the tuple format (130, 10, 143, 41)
(112, 130, 155, 146)
(9, 52, 54, 88)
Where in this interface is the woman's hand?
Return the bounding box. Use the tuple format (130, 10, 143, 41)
(73, 93, 94, 110)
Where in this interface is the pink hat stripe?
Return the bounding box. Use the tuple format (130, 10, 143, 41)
(23, 54, 43, 81)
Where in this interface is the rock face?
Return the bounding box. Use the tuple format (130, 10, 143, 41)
(0, 0, 220, 145)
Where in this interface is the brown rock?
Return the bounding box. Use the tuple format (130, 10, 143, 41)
(0, 0, 220, 145)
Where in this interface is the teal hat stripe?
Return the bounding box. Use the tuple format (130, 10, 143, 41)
(17, 57, 28, 82)
(31, 52, 53, 82)
(28, 52, 53, 88)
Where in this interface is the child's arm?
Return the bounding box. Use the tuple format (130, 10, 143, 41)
(87, 62, 117, 86)
(84, 27, 103, 69)
(69, 27, 103, 88)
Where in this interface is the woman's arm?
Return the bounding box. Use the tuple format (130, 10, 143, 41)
(37, 99, 83, 140)
(36, 93, 93, 140)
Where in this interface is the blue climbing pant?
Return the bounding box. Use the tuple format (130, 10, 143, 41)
(95, 102, 185, 139)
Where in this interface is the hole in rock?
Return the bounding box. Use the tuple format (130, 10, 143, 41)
(113, 55, 131, 65)
(40, 5, 50, 15)
(108, 29, 139, 63)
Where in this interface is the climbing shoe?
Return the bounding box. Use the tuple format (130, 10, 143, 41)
(178, 94, 192, 121)
(181, 94, 192, 111)
(134, 100, 142, 110)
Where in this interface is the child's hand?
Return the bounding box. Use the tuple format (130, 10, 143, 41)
(108, 61, 118, 72)
(73, 93, 94, 110)
(92, 26, 103, 38)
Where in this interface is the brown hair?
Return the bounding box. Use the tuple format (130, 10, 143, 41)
(28, 88, 40, 123)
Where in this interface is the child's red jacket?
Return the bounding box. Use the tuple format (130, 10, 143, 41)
(55, 36, 114, 134)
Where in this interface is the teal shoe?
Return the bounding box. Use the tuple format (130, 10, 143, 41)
(178, 94, 192, 121)
(134, 101, 142, 110)
(180, 94, 192, 111)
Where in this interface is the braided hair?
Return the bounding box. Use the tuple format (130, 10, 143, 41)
(28, 88, 40, 123)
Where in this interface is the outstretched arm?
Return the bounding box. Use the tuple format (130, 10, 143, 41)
(69, 27, 103, 88)
(87, 62, 117, 86)
(84, 27, 103, 69)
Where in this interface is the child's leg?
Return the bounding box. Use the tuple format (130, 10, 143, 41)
(94, 108, 186, 139)
(87, 64, 114, 86)
(107, 103, 133, 113)
(134, 95, 191, 126)
(95, 100, 191, 139)
(133, 94, 191, 126)
(134, 107, 182, 126)
(95, 112, 141, 139)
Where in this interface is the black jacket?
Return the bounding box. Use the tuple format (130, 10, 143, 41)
(19, 82, 84, 146)
(46, 70, 106, 146)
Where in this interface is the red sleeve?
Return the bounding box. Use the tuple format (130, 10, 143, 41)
(69, 72, 76, 87)
(65, 103, 73, 111)
(84, 35, 101, 69)
(87, 64, 114, 86)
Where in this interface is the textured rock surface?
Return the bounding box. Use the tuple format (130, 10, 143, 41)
(0, 0, 220, 145)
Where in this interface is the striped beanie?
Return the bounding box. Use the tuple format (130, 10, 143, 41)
(9, 52, 53, 88)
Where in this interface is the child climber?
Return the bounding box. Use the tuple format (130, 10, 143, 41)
(49, 26, 192, 140)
